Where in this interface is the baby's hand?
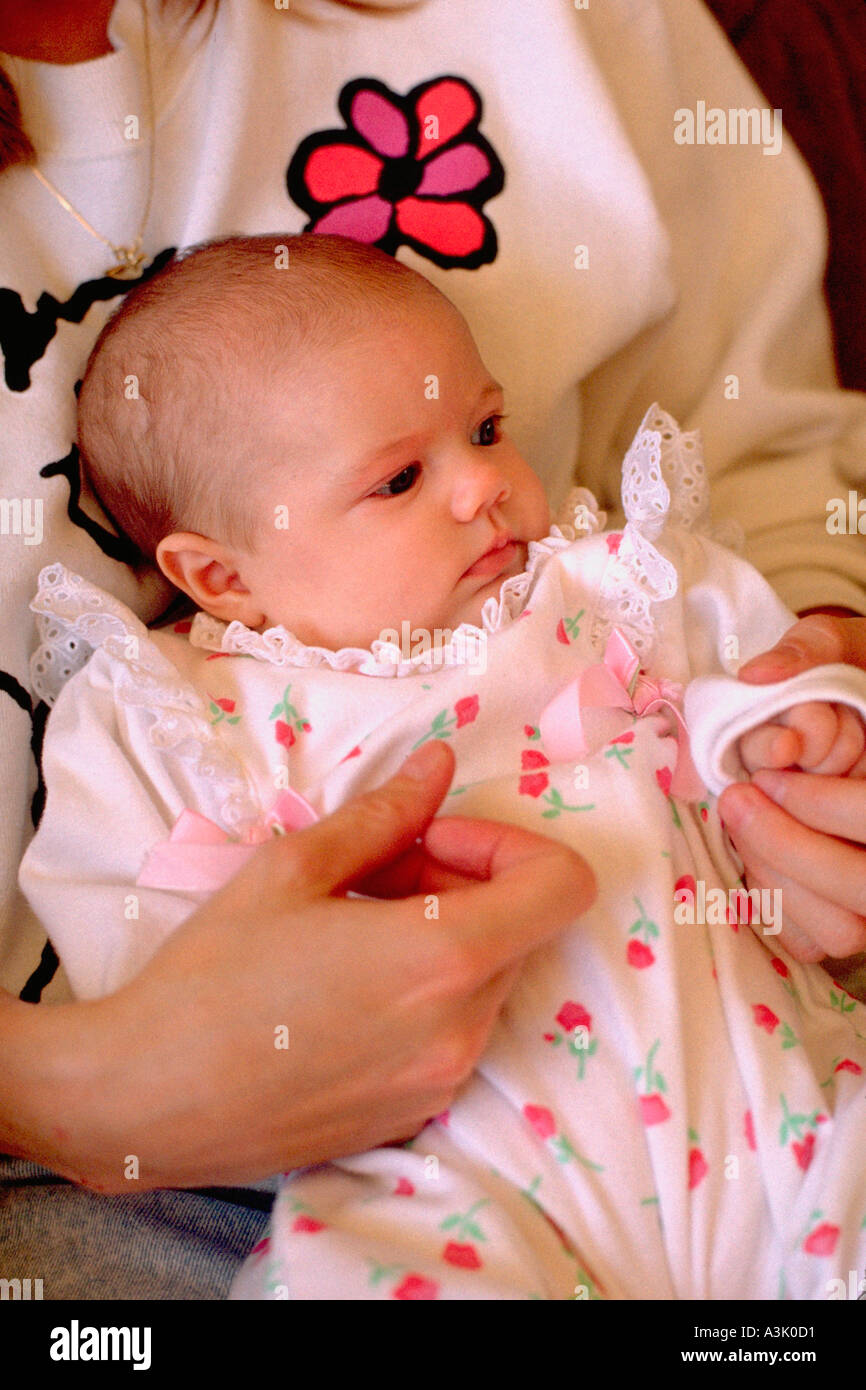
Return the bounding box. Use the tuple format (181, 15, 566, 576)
(738, 702, 866, 777)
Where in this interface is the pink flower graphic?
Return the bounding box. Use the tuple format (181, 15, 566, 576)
(287, 76, 504, 268)
(752, 1004, 779, 1034)
(556, 1001, 591, 1034)
(393, 1274, 439, 1300)
(275, 719, 295, 749)
(627, 939, 655, 970)
(291, 1215, 324, 1233)
(519, 772, 549, 798)
(803, 1222, 840, 1257)
(454, 695, 479, 728)
(639, 1094, 670, 1126)
(744, 1110, 756, 1152)
(688, 1148, 708, 1190)
(792, 1132, 815, 1172)
(523, 1104, 556, 1140)
(442, 1241, 482, 1270)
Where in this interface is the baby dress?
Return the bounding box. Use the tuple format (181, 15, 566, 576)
(20, 407, 866, 1300)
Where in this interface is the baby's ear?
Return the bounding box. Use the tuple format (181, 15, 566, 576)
(156, 532, 265, 626)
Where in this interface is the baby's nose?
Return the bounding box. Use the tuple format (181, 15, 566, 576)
(450, 457, 510, 521)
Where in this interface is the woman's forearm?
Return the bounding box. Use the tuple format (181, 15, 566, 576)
(0, 987, 111, 1183)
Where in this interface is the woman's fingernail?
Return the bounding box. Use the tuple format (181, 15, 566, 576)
(401, 742, 448, 780)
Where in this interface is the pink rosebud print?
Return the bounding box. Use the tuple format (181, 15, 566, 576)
(655, 767, 672, 797)
(752, 1004, 779, 1034)
(519, 772, 549, 798)
(744, 1110, 756, 1151)
(791, 1133, 815, 1172)
(521, 749, 550, 770)
(639, 1094, 670, 1126)
(556, 1001, 591, 1034)
(442, 1242, 482, 1270)
(393, 1274, 440, 1300)
(394, 1178, 415, 1196)
(301, 721, 312, 733)
(249, 1237, 271, 1261)
(803, 1222, 840, 1257)
(523, 724, 536, 738)
(610, 731, 634, 745)
(292, 1215, 324, 1233)
(675, 872, 695, 906)
(341, 745, 362, 762)
(523, 1104, 556, 1139)
(555, 618, 570, 645)
(688, 1148, 708, 1189)
(454, 695, 479, 728)
(834, 1059, 863, 1076)
(275, 719, 295, 748)
(627, 939, 655, 969)
(605, 533, 622, 554)
(212, 697, 236, 714)
(770, 956, 789, 978)
(543, 1032, 555, 1042)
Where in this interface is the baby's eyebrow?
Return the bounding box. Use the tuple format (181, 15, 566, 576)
(349, 379, 505, 489)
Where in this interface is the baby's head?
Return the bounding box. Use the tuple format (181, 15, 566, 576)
(78, 234, 550, 649)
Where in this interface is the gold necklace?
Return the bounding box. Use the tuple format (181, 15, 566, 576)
(30, 1, 155, 279)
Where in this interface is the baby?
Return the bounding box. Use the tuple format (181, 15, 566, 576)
(20, 234, 866, 1300)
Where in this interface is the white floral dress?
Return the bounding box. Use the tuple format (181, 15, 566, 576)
(20, 408, 866, 1300)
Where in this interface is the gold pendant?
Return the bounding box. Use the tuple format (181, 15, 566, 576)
(107, 244, 145, 280)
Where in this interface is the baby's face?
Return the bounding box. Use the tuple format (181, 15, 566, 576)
(228, 294, 551, 649)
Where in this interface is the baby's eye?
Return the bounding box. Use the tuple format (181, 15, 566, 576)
(372, 463, 420, 498)
(472, 414, 504, 447)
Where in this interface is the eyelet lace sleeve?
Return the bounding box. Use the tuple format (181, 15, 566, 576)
(592, 403, 711, 659)
(29, 565, 262, 831)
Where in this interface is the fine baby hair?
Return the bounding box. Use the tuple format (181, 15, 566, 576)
(77, 233, 444, 565)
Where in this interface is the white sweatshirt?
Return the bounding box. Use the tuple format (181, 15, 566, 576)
(2, 0, 865, 1000)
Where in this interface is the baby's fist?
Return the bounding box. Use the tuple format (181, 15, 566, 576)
(738, 702, 866, 777)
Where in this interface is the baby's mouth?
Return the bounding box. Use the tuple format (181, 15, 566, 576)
(462, 536, 522, 581)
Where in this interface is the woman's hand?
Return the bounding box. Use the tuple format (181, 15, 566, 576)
(2, 740, 594, 1192)
(720, 614, 866, 962)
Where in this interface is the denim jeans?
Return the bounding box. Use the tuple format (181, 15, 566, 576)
(0, 1155, 272, 1300)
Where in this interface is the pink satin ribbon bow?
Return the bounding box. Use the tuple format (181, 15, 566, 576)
(539, 627, 704, 801)
(136, 789, 319, 892)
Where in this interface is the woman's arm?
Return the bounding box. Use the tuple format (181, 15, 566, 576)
(3, 741, 594, 1191)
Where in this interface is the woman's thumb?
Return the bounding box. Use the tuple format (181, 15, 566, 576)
(266, 740, 455, 897)
(737, 614, 860, 684)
